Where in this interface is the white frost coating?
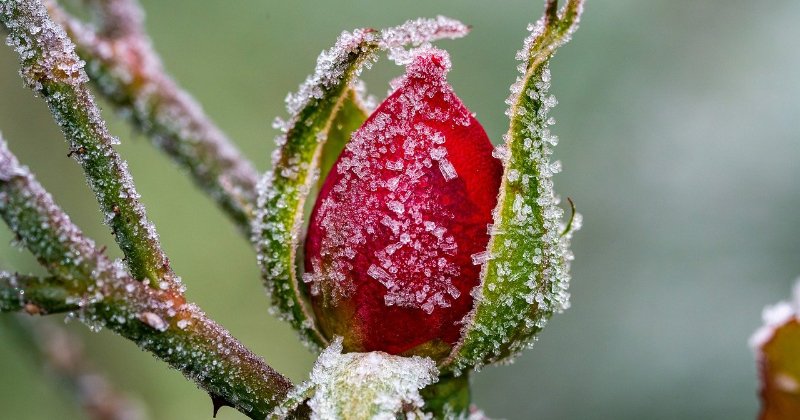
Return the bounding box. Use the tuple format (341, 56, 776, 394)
(379, 15, 470, 65)
(505, 4, 582, 121)
(0, 1, 88, 91)
(305, 338, 438, 420)
(138, 311, 168, 332)
(749, 279, 800, 352)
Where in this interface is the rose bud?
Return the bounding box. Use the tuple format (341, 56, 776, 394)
(302, 47, 502, 358)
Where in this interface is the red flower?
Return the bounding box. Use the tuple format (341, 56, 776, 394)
(304, 47, 502, 357)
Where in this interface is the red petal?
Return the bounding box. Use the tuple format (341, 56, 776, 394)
(304, 47, 502, 356)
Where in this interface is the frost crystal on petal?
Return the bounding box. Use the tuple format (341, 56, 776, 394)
(300, 338, 438, 420)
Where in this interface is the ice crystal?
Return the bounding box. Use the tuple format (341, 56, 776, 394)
(303, 338, 438, 420)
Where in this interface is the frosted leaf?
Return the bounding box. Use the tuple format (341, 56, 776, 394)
(380, 15, 469, 65)
(300, 338, 438, 420)
(444, 1, 583, 373)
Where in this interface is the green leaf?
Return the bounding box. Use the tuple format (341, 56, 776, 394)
(444, 0, 584, 373)
(254, 17, 470, 349)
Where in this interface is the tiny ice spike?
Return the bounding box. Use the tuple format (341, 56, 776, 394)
(304, 47, 502, 357)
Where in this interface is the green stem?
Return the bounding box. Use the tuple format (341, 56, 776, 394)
(1, 0, 179, 291)
(48, 0, 259, 234)
(0, 136, 294, 419)
(421, 373, 471, 418)
(0, 272, 80, 314)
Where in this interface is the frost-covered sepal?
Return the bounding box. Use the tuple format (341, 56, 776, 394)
(751, 280, 800, 419)
(269, 338, 438, 420)
(444, 0, 584, 373)
(254, 17, 470, 349)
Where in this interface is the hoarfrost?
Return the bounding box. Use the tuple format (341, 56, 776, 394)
(138, 311, 168, 332)
(304, 338, 438, 419)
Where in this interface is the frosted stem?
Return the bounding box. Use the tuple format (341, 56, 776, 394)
(46, 0, 259, 234)
(1, 316, 145, 420)
(0, 272, 80, 314)
(0, 0, 180, 292)
(420, 373, 471, 417)
(0, 137, 293, 419)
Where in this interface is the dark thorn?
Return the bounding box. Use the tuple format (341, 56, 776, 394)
(560, 197, 576, 237)
(210, 394, 233, 418)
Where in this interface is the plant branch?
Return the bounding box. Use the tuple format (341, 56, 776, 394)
(1, 0, 179, 291)
(45, 0, 259, 234)
(0, 272, 80, 314)
(1, 316, 146, 420)
(0, 136, 293, 419)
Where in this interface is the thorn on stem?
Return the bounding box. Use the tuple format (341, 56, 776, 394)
(210, 394, 233, 418)
(560, 197, 576, 237)
(545, 0, 559, 25)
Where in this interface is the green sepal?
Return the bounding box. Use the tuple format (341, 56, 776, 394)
(444, 0, 584, 373)
(254, 29, 381, 349)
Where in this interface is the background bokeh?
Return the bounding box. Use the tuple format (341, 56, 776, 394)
(1, 0, 799, 418)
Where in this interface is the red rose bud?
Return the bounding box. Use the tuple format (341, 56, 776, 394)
(303, 47, 502, 358)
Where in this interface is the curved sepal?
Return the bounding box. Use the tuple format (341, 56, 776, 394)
(444, 0, 584, 373)
(254, 17, 470, 349)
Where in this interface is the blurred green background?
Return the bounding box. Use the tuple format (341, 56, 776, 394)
(1, 0, 799, 418)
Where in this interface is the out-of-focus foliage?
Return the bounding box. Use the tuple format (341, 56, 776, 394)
(1, 0, 799, 418)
